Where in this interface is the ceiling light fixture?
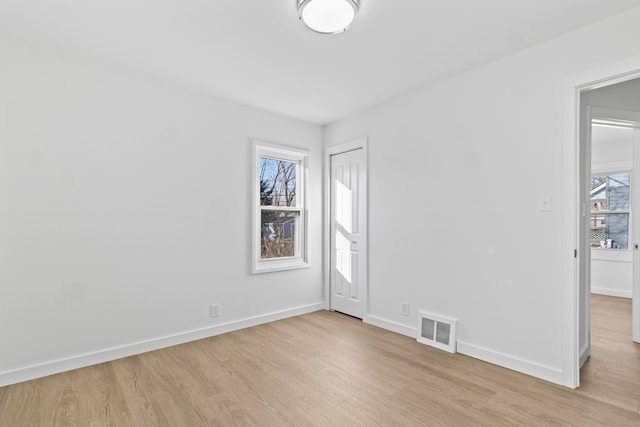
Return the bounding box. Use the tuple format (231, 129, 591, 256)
(297, 0, 359, 35)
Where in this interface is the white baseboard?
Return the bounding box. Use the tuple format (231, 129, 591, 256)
(0, 302, 324, 387)
(363, 314, 564, 385)
(579, 342, 590, 368)
(591, 288, 632, 298)
(456, 341, 563, 385)
(364, 314, 416, 338)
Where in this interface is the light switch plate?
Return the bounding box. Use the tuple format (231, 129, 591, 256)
(538, 195, 552, 212)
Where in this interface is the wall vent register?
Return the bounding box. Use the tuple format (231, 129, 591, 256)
(417, 311, 457, 354)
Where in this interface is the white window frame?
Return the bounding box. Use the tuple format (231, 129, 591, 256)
(252, 141, 309, 274)
(590, 170, 632, 251)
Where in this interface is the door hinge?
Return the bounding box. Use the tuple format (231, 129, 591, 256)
(574, 249, 577, 258)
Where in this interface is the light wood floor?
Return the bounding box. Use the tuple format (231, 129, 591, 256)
(1, 295, 639, 426)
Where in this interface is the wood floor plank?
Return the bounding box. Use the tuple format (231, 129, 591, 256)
(2, 295, 640, 426)
(578, 294, 640, 414)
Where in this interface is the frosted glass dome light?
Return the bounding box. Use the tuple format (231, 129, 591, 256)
(298, 0, 359, 34)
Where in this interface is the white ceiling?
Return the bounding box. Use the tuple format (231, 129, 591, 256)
(2, 0, 640, 124)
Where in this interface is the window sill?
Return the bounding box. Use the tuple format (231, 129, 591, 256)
(251, 259, 310, 274)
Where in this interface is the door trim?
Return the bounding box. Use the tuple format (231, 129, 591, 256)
(324, 138, 368, 316)
(562, 55, 640, 389)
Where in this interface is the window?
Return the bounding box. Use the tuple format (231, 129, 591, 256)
(590, 173, 630, 250)
(252, 142, 309, 273)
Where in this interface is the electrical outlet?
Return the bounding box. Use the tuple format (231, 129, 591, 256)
(401, 302, 409, 316)
(210, 304, 220, 318)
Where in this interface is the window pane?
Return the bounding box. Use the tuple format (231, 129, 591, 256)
(606, 173, 629, 210)
(261, 211, 297, 259)
(259, 157, 297, 207)
(590, 213, 628, 249)
(591, 173, 629, 211)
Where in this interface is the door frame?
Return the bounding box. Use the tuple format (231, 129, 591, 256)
(324, 138, 369, 316)
(562, 55, 640, 389)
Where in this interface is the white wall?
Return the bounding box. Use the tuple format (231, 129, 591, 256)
(0, 37, 324, 386)
(591, 251, 633, 297)
(325, 6, 640, 384)
(591, 131, 633, 166)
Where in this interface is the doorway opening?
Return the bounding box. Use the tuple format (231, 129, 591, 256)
(564, 65, 640, 388)
(583, 98, 640, 387)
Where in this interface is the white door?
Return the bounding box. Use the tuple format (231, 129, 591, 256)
(579, 105, 592, 367)
(330, 148, 366, 318)
(631, 120, 640, 343)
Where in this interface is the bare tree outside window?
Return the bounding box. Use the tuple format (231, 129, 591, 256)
(260, 157, 298, 259)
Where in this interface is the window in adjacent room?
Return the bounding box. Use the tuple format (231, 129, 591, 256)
(252, 141, 309, 273)
(590, 172, 630, 250)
